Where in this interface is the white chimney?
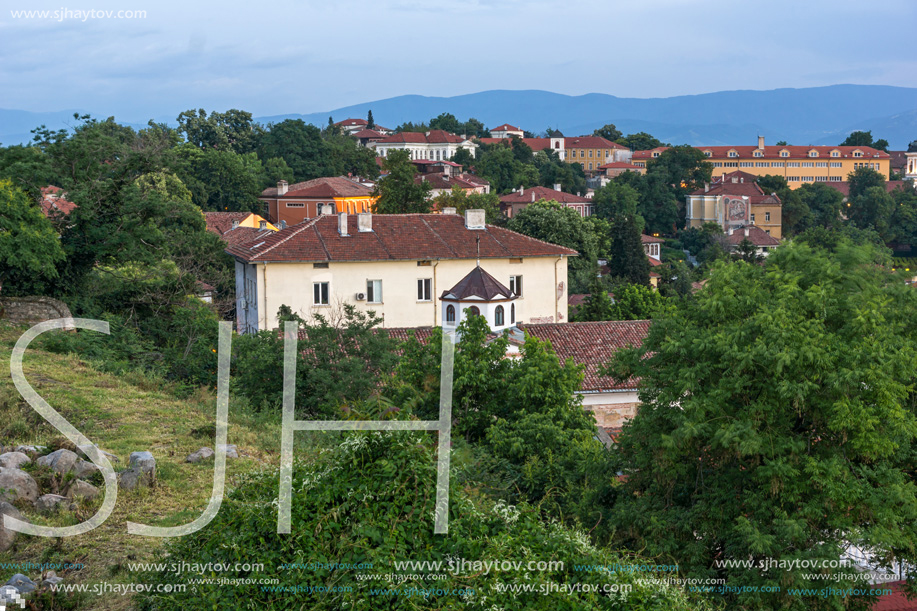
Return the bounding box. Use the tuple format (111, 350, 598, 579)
(442, 207, 457, 215)
(338, 212, 349, 236)
(744, 227, 750, 237)
(259, 220, 267, 230)
(277, 180, 288, 195)
(554, 183, 561, 191)
(519, 185, 524, 193)
(231, 220, 239, 229)
(704, 182, 709, 193)
(531, 191, 535, 202)
(358, 212, 372, 232)
(728, 227, 735, 236)
(465, 209, 485, 230)
(758, 135, 765, 149)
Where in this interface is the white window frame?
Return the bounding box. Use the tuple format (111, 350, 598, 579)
(509, 275, 522, 297)
(313, 282, 329, 306)
(417, 278, 432, 302)
(367, 279, 382, 304)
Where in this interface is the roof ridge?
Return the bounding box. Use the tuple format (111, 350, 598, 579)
(251, 217, 322, 260)
(420, 216, 459, 258)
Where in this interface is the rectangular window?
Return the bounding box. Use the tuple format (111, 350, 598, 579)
(286, 202, 305, 208)
(765, 212, 771, 222)
(313, 262, 329, 269)
(417, 260, 432, 266)
(313, 282, 329, 306)
(816, 162, 828, 167)
(510, 275, 522, 297)
(509, 257, 523, 264)
(831, 162, 842, 168)
(367, 279, 382, 303)
(750, 213, 756, 223)
(417, 278, 432, 301)
(787, 176, 800, 181)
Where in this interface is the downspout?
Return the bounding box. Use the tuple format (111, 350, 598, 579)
(554, 255, 562, 322)
(432, 259, 439, 326)
(261, 261, 268, 331)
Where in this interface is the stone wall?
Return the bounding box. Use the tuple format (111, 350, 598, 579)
(0, 297, 73, 326)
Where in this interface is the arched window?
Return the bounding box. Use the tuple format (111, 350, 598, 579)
(468, 306, 480, 317)
(495, 305, 505, 326)
(510, 303, 515, 324)
(446, 305, 455, 324)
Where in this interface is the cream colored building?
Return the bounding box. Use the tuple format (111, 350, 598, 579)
(227, 210, 576, 333)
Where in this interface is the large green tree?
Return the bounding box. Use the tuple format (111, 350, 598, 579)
(176, 108, 261, 153)
(593, 123, 623, 142)
(606, 240, 917, 610)
(0, 180, 65, 296)
(372, 150, 432, 213)
(839, 130, 889, 152)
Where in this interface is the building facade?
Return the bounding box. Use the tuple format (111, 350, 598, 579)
(259, 178, 377, 226)
(490, 124, 524, 138)
(686, 170, 783, 239)
(498, 185, 593, 218)
(371, 130, 478, 161)
(227, 210, 576, 333)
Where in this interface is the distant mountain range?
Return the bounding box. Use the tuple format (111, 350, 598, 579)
(4, 85, 917, 149)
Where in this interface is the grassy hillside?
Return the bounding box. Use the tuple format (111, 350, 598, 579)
(0, 322, 284, 610)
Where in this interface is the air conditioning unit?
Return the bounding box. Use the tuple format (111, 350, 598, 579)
(355, 292, 366, 301)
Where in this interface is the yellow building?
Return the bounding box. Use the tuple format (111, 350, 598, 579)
(564, 136, 632, 174)
(633, 138, 890, 189)
(686, 170, 783, 239)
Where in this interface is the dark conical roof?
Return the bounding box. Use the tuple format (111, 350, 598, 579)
(441, 266, 514, 301)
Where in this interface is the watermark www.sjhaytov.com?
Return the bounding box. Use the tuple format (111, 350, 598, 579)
(10, 8, 147, 21)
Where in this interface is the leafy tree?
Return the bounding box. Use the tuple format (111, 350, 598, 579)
(430, 186, 501, 223)
(172, 145, 262, 212)
(615, 132, 668, 151)
(0, 145, 59, 196)
(608, 282, 671, 320)
(606, 241, 917, 611)
(600, 186, 650, 286)
(776, 140, 788, 146)
(372, 150, 432, 214)
(573, 273, 615, 321)
(848, 185, 894, 242)
(450, 147, 475, 170)
(255, 119, 329, 181)
(0, 180, 65, 296)
(610, 171, 679, 234)
(533, 149, 586, 195)
(592, 181, 640, 221)
(506, 201, 599, 293)
(732, 237, 761, 263)
(260, 156, 295, 189)
(462, 117, 489, 138)
(428, 112, 462, 134)
(796, 182, 844, 229)
(839, 130, 889, 151)
(593, 124, 622, 142)
(366, 109, 374, 129)
(847, 166, 886, 200)
(646, 145, 713, 225)
(176, 108, 260, 153)
(475, 144, 538, 194)
(545, 127, 563, 138)
(757, 174, 810, 236)
(891, 185, 917, 246)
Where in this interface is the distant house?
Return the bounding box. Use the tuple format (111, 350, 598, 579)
(353, 129, 387, 147)
(686, 170, 783, 239)
(258, 177, 377, 226)
(907, 151, 917, 180)
(335, 118, 392, 136)
(226, 209, 577, 333)
(642, 234, 664, 288)
(39, 186, 77, 220)
(412, 160, 491, 197)
(477, 136, 632, 171)
(490, 123, 524, 139)
(726, 225, 781, 257)
(204, 212, 277, 247)
(598, 161, 645, 178)
(370, 130, 478, 161)
(498, 185, 592, 218)
(824, 180, 910, 200)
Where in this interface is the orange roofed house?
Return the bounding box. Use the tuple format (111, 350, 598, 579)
(259, 177, 377, 226)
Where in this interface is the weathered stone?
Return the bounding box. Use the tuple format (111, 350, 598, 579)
(186, 447, 214, 463)
(35, 494, 69, 513)
(0, 585, 23, 606)
(14, 445, 47, 457)
(0, 296, 73, 326)
(0, 501, 22, 552)
(41, 571, 64, 589)
(223, 444, 239, 459)
(73, 460, 99, 478)
(119, 451, 156, 490)
(129, 451, 156, 473)
(0, 468, 39, 503)
(66, 480, 99, 501)
(5, 573, 37, 593)
(37, 448, 79, 474)
(0, 452, 30, 470)
(118, 469, 141, 490)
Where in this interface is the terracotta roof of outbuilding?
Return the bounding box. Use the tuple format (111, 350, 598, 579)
(599, 162, 642, 170)
(39, 186, 78, 217)
(491, 124, 522, 132)
(335, 118, 367, 127)
(641, 234, 664, 244)
(564, 136, 628, 150)
(873, 581, 917, 611)
(499, 186, 590, 204)
(825, 180, 907, 198)
(441, 266, 514, 301)
(226, 213, 579, 263)
(519, 320, 650, 392)
(204, 212, 251, 236)
(727, 225, 781, 247)
(260, 176, 373, 198)
(889, 151, 908, 170)
(415, 174, 481, 190)
(632, 147, 669, 160)
(353, 129, 386, 139)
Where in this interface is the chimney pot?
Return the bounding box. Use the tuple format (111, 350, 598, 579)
(744, 227, 750, 237)
(443, 207, 457, 215)
(704, 182, 709, 193)
(531, 191, 535, 202)
(277, 180, 288, 195)
(758, 135, 765, 149)
(231, 220, 240, 229)
(554, 183, 561, 191)
(259, 220, 267, 230)
(358, 212, 373, 232)
(279, 220, 287, 229)
(464, 209, 485, 230)
(338, 212, 349, 236)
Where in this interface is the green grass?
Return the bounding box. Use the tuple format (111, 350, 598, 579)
(0, 322, 289, 610)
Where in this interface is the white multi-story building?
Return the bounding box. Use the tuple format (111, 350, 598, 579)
(370, 130, 478, 161)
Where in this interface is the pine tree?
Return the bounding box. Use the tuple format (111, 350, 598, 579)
(574, 273, 614, 321)
(608, 215, 650, 285)
(366, 110, 375, 130)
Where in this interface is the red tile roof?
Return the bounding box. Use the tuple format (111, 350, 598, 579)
(825, 180, 908, 198)
(261, 176, 373, 198)
(873, 582, 917, 611)
(697, 144, 890, 160)
(491, 124, 522, 132)
(39, 186, 77, 217)
(564, 136, 628, 150)
(727, 225, 781, 247)
(632, 147, 669, 160)
(641, 234, 664, 244)
(519, 320, 650, 392)
(499, 186, 590, 204)
(335, 118, 367, 127)
(352, 129, 386, 139)
(478, 137, 555, 151)
(415, 174, 481, 190)
(376, 130, 468, 145)
(204, 212, 251, 236)
(599, 162, 642, 170)
(226, 213, 579, 263)
(889, 151, 908, 171)
(442, 266, 513, 301)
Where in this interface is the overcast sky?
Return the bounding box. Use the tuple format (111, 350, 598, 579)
(1, 0, 915, 121)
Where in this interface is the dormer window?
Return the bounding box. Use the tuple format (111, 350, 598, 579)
(652, 151, 660, 158)
(753, 150, 763, 158)
(703, 150, 712, 157)
(831, 150, 840, 157)
(808, 150, 818, 158)
(728, 150, 738, 158)
(780, 150, 789, 157)
(853, 150, 863, 158)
